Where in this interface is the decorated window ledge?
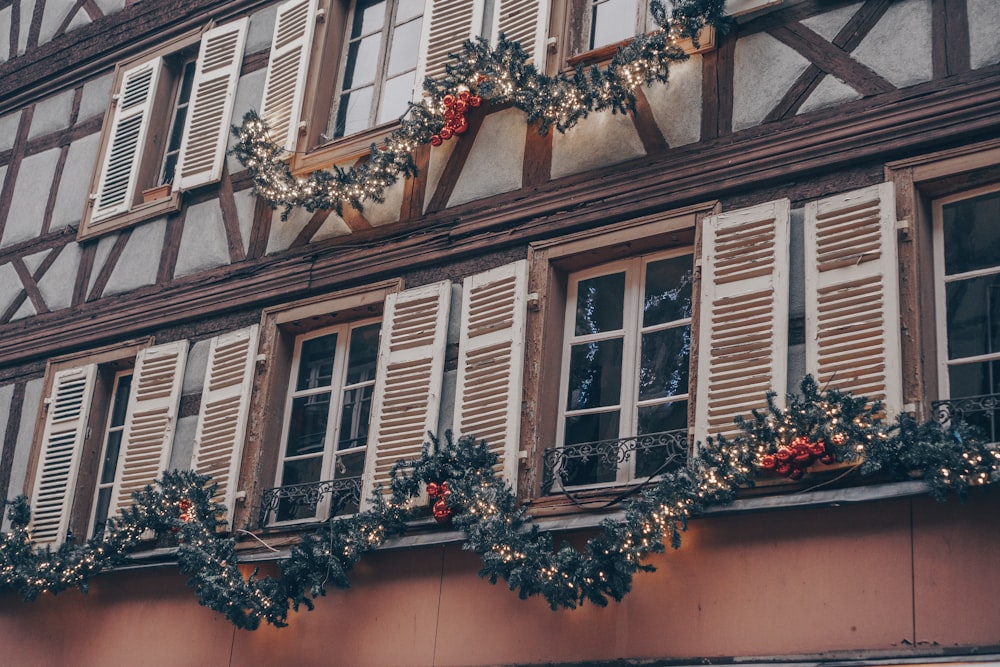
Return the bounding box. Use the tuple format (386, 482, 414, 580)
(1, 376, 997, 630)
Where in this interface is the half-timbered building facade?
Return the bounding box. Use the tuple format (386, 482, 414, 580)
(0, 0, 998, 664)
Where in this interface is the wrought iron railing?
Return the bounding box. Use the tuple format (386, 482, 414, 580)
(932, 393, 1000, 443)
(542, 429, 689, 495)
(258, 477, 363, 528)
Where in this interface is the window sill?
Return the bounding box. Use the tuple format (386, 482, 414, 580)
(77, 190, 182, 240)
(291, 119, 402, 177)
(565, 25, 715, 69)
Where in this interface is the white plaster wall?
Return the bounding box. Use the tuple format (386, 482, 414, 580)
(266, 204, 312, 255)
(36, 242, 81, 311)
(7, 378, 44, 502)
(424, 137, 459, 212)
(246, 4, 278, 53)
(93, 0, 125, 14)
(2, 148, 61, 247)
(22, 248, 46, 273)
(0, 262, 20, 315)
(0, 6, 11, 63)
(174, 200, 231, 278)
(643, 55, 702, 148)
(225, 70, 267, 176)
(852, 0, 933, 88)
(968, 0, 1000, 69)
(364, 178, 404, 228)
(449, 108, 526, 207)
(233, 189, 257, 256)
(11, 298, 34, 320)
(78, 72, 115, 123)
(798, 75, 860, 114)
(310, 213, 352, 243)
(27, 88, 75, 140)
(38, 1, 76, 45)
(800, 3, 860, 42)
(0, 113, 19, 152)
(182, 339, 211, 395)
(733, 32, 810, 131)
(50, 132, 102, 230)
(550, 108, 644, 180)
(17, 0, 36, 56)
(87, 233, 117, 295)
(102, 218, 166, 295)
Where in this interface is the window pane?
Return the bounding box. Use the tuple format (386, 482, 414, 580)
(100, 431, 124, 485)
(386, 17, 421, 77)
(343, 34, 382, 89)
(562, 412, 620, 485)
(335, 86, 375, 137)
(285, 393, 331, 456)
(109, 374, 132, 427)
(636, 400, 688, 477)
(92, 488, 113, 537)
(566, 339, 623, 410)
(353, 0, 386, 36)
(335, 449, 366, 478)
(949, 360, 1000, 399)
(347, 323, 380, 385)
(574, 272, 625, 335)
(296, 333, 337, 390)
(378, 72, 416, 124)
(338, 385, 374, 450)
(945, 275, 1000, 360)
(639, 325, 690, 401)
(277, 457, 324, 521)
(643, 256, 692, 326)
(397, 0, 423, 21)
(591, 0, 640, 50)
(942, 191, 1000, 276)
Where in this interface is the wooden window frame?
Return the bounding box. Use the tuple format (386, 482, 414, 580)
(522, 201, 717, 508)
(23, 338, 153, 543)
(885, 137, 1000, 420)
(239, 279, 402, 531)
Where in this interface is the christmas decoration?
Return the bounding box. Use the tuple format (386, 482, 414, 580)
(232, 0, 728, 218)
(428, 481, 454, 523)
(1, 377, 997, 630)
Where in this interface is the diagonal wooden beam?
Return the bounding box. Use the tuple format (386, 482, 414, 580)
(629, 87, 669, 155)
(768, 21, 895, 98)
(217, 165, 248, 263)
(290, 208, 332, 247)
(11, 257, 48, 315)
(425, 104, 491, 213)
(522, 122, 553, 189)
(765, 0, 892, 122)
(88, 230, 132, 301)
(400, 144, 430, 222)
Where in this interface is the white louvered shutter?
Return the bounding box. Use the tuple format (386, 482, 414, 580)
(175, 19, 249, 190)
(492, 0, 549, 65)
(91, 59, 162, 221)
(106, 341, 188, 521)
(453, 261, 527, 491)
(360, 282, 451, 509)
(415, 0, 485, 93)
(804, 183, 902, 416)
(29, 366, 97, 545)
(259, 0, 318, 152)
(190, 326, 258, 526)
(694, 200, 791, 444)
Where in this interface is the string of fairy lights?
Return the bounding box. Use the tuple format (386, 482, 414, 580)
(1, 377, 997, 628)
(232, 0, 729, 219)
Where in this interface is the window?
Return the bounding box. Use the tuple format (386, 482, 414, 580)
(79, 19, 248, 238)
(555, 250, 692, 488)
(582, 0, 656, 53)
(272, 320, 381, 522)
(89, 369, 133, 537)
(933, 185, 1000, 441)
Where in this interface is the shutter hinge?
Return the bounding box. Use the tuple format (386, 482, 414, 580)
(526, 292, 540, 311)
(902, 402, 916, 414)
(316, 7, 325, 22)
(234, 490, 247, 502)
(895, 218, 910, 231)
(546, 36, 558, 54)
(255, 353, 267, 364)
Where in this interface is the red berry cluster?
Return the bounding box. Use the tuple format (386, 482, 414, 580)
(429, 91, 482, 146)
(760, 436, 836, 480)
(427, 481, 453, 523)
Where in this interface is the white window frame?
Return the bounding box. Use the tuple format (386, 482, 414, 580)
(931, 182, 1000, 401)
(270, 317, 381, 525)
(555, 247, 693, 489)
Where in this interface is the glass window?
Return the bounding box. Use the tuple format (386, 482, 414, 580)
(556, 250, 692, 487)
(274, 320, 381, 521)
(330, 0, 424, 138)
(89, 370, 133, 538)
(935, 187, 1000, 441)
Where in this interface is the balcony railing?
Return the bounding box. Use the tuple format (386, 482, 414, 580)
(258, 476, 363, 528)
(932, 393, 1000, 443)
(542, 429, 689, 495)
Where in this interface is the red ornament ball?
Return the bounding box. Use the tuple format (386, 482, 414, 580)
(430, 134, 443, 146)
(442, 94, 456, 106)
(469, 95, 482, 107)
(432, 499, 451, 523)
(439, 127, 453, 140)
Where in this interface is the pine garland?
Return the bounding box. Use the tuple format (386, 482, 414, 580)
(232, 0, 728, 219)
(1, 377, 998, 629)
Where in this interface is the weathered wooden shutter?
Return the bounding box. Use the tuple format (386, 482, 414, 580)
(493, 0, 549, 65)
(259, 0, 318, 151)
(190, 326, 258, 526)
(694, 200, 791, 443)
(804, 183, 902, 415)
(361, 282, 451, 509)
(175, 19, 249, 190)
(107, 341, 188, 521)
(29, 366, 97, 545)
(415, 0, 485, 93)
(91, 59, 162, 221)
(453, 261, 527, 491)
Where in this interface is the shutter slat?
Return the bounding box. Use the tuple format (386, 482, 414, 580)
(361, 282, 451, 509)
(453, 261, 527, 490)
(414, 0, 484, 97)
(190, 326, 259, 526)
(29, 366, 97, 545)
(694, 201, 790, 444)
(107, 342, 188, 522)
(92, 60, 162, 221)
(805, 183, 902, 415)
(260, 0, 317, 152)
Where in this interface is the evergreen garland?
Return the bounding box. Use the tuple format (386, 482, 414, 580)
(232, 0, 728, 219)
(1, 377, 997, 628)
